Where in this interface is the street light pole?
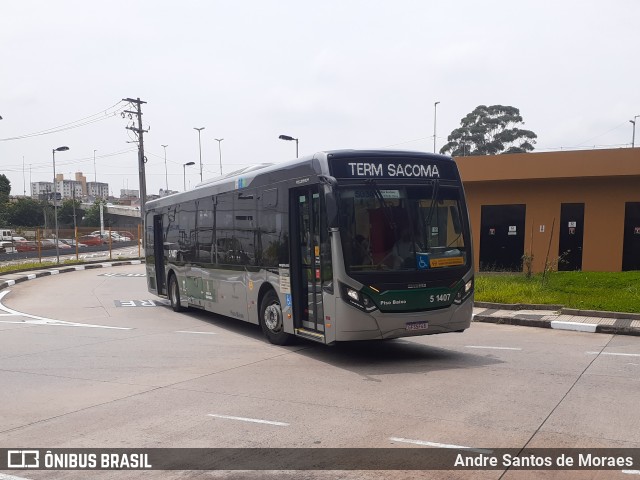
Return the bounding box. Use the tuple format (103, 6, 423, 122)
(52, 146, 69, 264)
(183, 161, 195, 191)
(631, 115, 639, 148)
(194, 127, 205, 182)
(93, 149, 97, 184)
(161, 144, 169, 192)
(433, 101, 440, 153)
(215, 138, 224, 175)
(278, 134, 299, 158)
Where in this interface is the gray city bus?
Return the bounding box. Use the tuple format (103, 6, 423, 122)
(145, 150, 474, 345)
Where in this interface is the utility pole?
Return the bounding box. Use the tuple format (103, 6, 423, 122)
(122, 97, 148, 214)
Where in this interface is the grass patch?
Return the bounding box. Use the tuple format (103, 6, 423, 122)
(476, 271, 640, 313)
(0, 259, 86, 274)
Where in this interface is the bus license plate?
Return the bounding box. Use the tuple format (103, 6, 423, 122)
(405, 321, 428, 331)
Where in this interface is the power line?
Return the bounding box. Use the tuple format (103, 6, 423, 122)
(0, 101, 127, 142)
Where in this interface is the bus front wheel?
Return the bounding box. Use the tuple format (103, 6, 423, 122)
(168, 274, 185, 312)
(259, 290, 292, 345)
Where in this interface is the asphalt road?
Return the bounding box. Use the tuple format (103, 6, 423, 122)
(0, 264, 638, 480)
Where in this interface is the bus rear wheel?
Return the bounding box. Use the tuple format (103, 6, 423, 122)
(168, 274, 185, 312)
(260, 290, 292, 345)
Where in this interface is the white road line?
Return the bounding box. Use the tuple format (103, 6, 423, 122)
(622, 470, 640, 475)
(389, 437, 493, 454)
(0, 474, 32, 480)
(176, 331, 217, 335)
(0, 290, 132, 330)
(208, 414, 289, 426)
(551, 321, 597, 333)
(587, 351, 640, 358)
(465, 345, 522, 351)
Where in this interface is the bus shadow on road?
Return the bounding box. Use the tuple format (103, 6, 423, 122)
(297, 339, 504, 376)
(180, 309, 501, 375)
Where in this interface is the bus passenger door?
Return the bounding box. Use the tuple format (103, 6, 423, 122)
(291, 186, 325, 341)
(153, 214, 166, 295)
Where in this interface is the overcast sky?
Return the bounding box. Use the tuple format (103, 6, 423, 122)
(2, 0, 639, 198)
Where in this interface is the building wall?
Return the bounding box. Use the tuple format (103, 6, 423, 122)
(456, 148, 640, 272)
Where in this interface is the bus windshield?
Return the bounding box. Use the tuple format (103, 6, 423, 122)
(339, 185, 467, 273)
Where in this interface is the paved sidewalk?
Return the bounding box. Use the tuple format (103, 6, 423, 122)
(1, 263, 639, 336)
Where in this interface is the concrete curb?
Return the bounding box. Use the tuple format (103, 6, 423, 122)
(473, 311, 640, 337)
(0, 260, 145, 292)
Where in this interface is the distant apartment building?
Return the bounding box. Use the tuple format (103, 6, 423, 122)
(54, 175, 83, 200)
(120, 189, 140, 199)
(87, 181, 109, 199)
(31, 181, 53, 199)
(31, 173, 109, 201)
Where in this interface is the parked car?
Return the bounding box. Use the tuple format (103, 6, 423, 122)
(0, 241, 16, 253)
(16, 241, 37, 252)
(100, 232, 131, 243)
(116, 230, 136, 240)
(78, 234, 103, 246)
(12, 236, 28, 242)
(60, 239, 88, 248)
(52, 240, 72, 249)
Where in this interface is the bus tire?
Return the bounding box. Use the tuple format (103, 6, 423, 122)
(168, 274, 185, 312)
(259, 290, 292, 345)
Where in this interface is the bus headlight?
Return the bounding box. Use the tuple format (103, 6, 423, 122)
(340, 282, 378, 312)
(454, 277, 474, 304)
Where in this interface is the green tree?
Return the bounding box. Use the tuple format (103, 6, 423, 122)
(0, 174, 10, 201)
(58, 199, 84, 228)
(81, 199, 112, 228)
(7, 198, 48, 227)
(440, 105, 537, 157)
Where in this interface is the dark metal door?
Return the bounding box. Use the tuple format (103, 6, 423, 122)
(622, 202, 640, 271)
(290, 187, 324, 332)
(153, 214, 166, 294)
(479, 204, 526, 271)
(558, 203, 584, 271)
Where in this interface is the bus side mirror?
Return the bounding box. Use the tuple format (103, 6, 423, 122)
(325, 191, 339, 229)
(450, 206, 461, 234)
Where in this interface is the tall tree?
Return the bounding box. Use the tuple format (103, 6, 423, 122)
(0, 174, 10, 203)
(81, 199, 111, 227)
(7, 198, 48, 227)
(440, 105, 537, 157)
(58, 199, 84, 228)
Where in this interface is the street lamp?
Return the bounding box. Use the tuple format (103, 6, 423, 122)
(279, 134, 298, 158)
(52, 146, 70, 264)
(161, 144, 169, 192)
(194, 127, 205, 182)
(215, 138, 224, 175)
(183, 161, 195, 191)
(433, 101, 440, 153)
(631, 115, 639, 148)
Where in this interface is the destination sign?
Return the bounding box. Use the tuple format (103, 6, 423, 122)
(329, 158, 457, 180)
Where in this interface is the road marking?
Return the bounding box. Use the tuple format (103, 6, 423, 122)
(587, 351, 640, 358)
(389, 437, 493, 454)
(207, 414, 289, 426)
(0, 474, 32, 480)
(551, 321, 597, 333)
(176, 331, 217, 335)
(0, 290, 132, 330)
(622, 470, 640, 475)
(465, 345, 522, 351)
